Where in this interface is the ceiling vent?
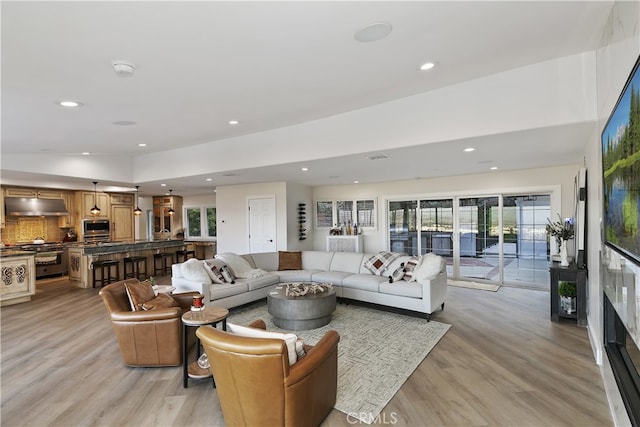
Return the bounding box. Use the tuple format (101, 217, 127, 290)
(366, 154, 390, 161)
(112, 60, 135, 77)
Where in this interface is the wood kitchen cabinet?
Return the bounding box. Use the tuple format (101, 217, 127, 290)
(111, 205, 134, 242)
(58, 192, 75, 228)
(78, 191, 110, 218)
(0, 189, 4, 229)
(153, 195, 183, 239)
(5, 187, 64, 199)
(110, 193, 134, 205)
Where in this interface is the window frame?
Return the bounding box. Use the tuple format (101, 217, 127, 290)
(184, 205, 217, 239)
(315, 198, 377, 230)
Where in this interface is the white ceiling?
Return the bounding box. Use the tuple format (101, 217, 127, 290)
(1, 1, 613, 196)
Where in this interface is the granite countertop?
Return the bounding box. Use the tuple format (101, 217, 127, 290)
(71, 239, 185, 255)
(0, 250, 36, 258)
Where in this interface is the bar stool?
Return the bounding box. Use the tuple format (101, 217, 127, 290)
(124, 256, 148, 281)
(92, 259, 120, 288)
(176, 248, 196, 263)
(154, 252, 174, 276)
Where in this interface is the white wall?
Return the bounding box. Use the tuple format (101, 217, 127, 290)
(312, 164, 579, 254)
(589, 2, 640, 425)
(215, 182, 287, 254)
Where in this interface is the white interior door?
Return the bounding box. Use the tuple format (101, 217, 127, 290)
(249, 197, 276, 253)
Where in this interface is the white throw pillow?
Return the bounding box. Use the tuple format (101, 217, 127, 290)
(180, 258, 211, 283)
(215, 253, 255, 278)
(414, 253, 445, 281)
(227, 322, 298, 365)
(203, 259, 226, 284)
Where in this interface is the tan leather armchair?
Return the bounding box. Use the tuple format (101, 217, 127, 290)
(99, 279, 197, 367)
(196, 320, 340, 427)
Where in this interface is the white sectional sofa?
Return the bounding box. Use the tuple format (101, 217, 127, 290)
(171, 250, 447, 320)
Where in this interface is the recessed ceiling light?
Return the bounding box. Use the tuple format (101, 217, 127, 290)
(228, 120, 239, 125)
(354, 180, 359, 184)
(490, 166, 498, 170)
(354, 22, 392, 42)
(464, 147, 475, 152)
(58, 100, 82, 107)
(82, 152, 90, 155)
(160, 183, 167, 187)
(206, 178, 212, 182)
(301, 167, 309, 171)
(138, 143, 147, 147)
(419, 62, 437, 71)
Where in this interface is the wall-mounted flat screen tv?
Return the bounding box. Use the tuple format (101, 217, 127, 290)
(602, 55, 640, 265)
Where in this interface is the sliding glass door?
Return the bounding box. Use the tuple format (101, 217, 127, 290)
(388, 192, 551, 288)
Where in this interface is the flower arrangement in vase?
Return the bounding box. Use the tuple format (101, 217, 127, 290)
(546, 215, 575, 267)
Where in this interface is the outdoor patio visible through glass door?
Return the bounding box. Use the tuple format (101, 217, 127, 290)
(457, 197, 500, 283)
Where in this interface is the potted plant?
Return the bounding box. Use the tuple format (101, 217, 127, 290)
(558, 281, 577, 314)
(546, 215, 575, 266)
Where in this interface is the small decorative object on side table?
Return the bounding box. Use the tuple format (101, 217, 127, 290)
(181, 306, 229, 388)
(546, 215, 575, 267)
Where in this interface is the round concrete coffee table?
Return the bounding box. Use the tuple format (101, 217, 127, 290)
(267, 284, 336, 331)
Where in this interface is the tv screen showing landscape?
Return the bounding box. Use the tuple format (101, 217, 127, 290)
(602, 55, 640, 265)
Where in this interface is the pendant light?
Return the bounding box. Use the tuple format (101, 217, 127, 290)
(134, 185, 142, 216)
(90, 181, 101, 215)
(168, 189, 175, 216)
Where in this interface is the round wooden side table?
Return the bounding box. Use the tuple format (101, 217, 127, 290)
(181, 306, 229, 388)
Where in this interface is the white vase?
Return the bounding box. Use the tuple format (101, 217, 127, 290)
(560, 240, 569, 267)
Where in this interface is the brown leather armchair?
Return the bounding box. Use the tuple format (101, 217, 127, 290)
(99, 279, 197, 367)
(196, 320, 340, 427)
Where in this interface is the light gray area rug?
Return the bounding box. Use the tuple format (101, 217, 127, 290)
(228, 302, 450, 424)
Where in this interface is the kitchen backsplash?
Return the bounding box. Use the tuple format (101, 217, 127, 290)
(1, 216, 66, 244)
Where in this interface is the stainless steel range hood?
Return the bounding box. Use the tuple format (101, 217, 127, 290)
(5, 197, 69, 216)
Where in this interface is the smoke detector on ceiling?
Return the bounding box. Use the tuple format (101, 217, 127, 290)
(112, 60, 135, 77)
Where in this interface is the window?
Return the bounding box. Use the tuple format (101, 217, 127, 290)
(315, 199, 376, 229)
(184, 206, 216, 238)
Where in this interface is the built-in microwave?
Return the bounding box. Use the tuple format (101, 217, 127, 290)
(83, 219, 110, 239)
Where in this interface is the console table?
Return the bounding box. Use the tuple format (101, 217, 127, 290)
(550, 262, 587, 326)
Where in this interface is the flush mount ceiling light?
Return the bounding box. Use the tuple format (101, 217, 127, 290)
(463, 147, 475, 152)
(490, 166, 499, 170)
(134, 185, 142, 216)
(354, 22, 392, 42)
(206, 178, 212, 182)
(419, 61, 437, 71)
(112, 60, 135, 77)
(228, 120, 239, 125)
(90, 181, 101, 215)
(58, 100, 82, 108)
(301, 167, 309, 171)
(81, 152, 90, 155)
(138, 143, 147, 147)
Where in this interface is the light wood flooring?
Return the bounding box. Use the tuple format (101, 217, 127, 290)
(1, 276, 612, 426)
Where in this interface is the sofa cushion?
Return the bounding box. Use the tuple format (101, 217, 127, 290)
(379, 281, 422, 298)
(245, 273, 280, 291)
(248, 252, 278, 271)
(330, 252, 365, 274)
(276, 269, 320, 283)
(301, 251, 334, 270)
(181, 258, 212, 283)
(311, 270, 351, 286)
(124, 280, 156, 311)
(279, 251, 302, 270)
(203, 259, 226, 284)
(140, 293, 180, 310)
(364, 251, 400, 275)
(342, 274, 387, 292)
(210, 282, 249, 300)
(227, 322, 299, 365)
(216, 253, 255, 278)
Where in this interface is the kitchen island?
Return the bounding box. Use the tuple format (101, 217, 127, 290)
(0, 250, 36, 305)
(68, 239, 186, 288)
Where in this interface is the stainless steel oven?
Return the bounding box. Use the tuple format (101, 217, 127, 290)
(83, 219, 110, 243)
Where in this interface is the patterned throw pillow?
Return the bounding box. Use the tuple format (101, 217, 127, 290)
(364, 251, 400, 276)
(402, 256, 423, 282)
(203, 260, 226, 284)
(140, 293, 179, 310)
(388, 263, 406, 283)
(220, 265, 236, 284)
